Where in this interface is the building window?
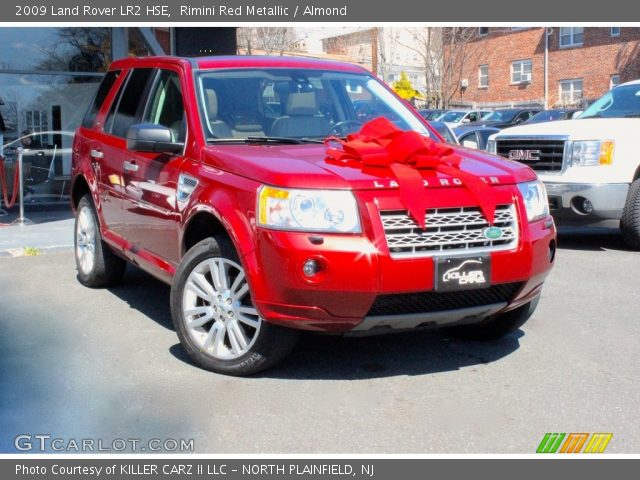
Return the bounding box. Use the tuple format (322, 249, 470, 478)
(479, 65, 489, 88)
(610, 74, 620, 89)
(560, 27, 584, 48)
(511, 60, 532, 84)
(559, 79, 583, 105)
(611, 27, 621, 37)
(478, 27, 489, 36)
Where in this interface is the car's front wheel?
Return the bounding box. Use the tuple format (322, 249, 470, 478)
(621, 178, 640, 249)
(170, 236, 299, 376)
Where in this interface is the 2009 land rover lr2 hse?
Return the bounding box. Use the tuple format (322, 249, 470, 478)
(72, 56, 556, 375)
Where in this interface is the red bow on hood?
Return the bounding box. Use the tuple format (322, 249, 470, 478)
(325, 117, 499, 229)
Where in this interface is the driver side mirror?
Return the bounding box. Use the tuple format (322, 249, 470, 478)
(126, 124, 183, 154)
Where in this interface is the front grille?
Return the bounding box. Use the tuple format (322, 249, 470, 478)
(496, 139, 566, 172)
(381, 204, 518, 258)
(366, 282, 523, 317)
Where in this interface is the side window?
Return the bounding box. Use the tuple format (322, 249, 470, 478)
(81, 70, 120, 128)
(460, 132, 479, 149)
(105, 68, 154, 138)
(143, 70, 186, 142)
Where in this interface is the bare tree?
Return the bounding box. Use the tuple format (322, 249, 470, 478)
(236, 27, 296, 55)
(33, 28, 111, 74)
(390, 27, 478, 108)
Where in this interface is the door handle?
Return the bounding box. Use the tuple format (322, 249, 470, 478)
(90, 149, 104, 159)
(123, 161, 139, 173)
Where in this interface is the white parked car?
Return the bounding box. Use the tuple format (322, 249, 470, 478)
(439, 110, 490, 129)
(488, 80, 640, 248)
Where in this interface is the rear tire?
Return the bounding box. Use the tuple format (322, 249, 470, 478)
(74, 194, 126, 288)
(621, 179, 640, 250)
(445, 296, 539, 341)
(170, 236, 299, 376)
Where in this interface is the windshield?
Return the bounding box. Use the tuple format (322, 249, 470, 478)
(580, 84, 640, 118)
(481, 110, 518, 122)
(439, 111, 467, 122)
(195, 68, 430, 140)
(526, 110, 567, 124)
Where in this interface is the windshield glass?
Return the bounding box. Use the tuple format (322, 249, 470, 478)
(439, 111, 467, 122)
(526, 110, 567, 123)
(429, 121, 457, 144)
(580, 84, 640, 118)
(482, 110, 518, 122)
(195, 68, 430, 140)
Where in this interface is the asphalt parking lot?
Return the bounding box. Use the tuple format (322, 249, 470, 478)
(1, 228, 639, 453)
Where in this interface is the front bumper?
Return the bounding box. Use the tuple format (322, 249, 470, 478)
(544, 182, 629, 226)
(244, 207, 556, 333)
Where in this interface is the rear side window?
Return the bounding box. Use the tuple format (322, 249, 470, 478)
(81, 70, 120, 129)
(105, 68, 154, 138)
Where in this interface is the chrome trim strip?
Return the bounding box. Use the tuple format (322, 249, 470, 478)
(349, 303, 507, 334)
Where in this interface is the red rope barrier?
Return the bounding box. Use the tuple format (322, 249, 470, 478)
(0, 154, 21, 209)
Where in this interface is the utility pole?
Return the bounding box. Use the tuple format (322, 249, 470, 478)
(371, 27, 379, 76)
(544, 27, 551, 109)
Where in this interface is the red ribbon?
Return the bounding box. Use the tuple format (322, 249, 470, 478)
(325, 117, 499, 229)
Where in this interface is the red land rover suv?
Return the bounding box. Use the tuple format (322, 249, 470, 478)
(71, 56, 556, 375)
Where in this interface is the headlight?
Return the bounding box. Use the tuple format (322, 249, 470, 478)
(487, 139, 497, 154)
(258, 186, 361, 233)
(570, 140, 614, 166)
(518, 180, 549, 222)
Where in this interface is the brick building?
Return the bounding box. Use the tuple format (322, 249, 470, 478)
(453, 27, 640, 109)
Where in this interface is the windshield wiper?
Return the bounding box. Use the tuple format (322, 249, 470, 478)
(207, 136, 324, 145)
(624, 113, 640, 118)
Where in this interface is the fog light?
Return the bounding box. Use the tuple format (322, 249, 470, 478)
(570, 196, 594, 215)
(302, 259, 319, 277)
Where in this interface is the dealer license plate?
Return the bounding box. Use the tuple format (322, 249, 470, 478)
(435, 255, 491, 292)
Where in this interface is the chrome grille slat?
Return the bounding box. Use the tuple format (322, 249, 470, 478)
(381, 205, 519, 258)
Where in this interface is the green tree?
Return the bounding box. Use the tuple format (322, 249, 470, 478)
(392, 71, 418, 100)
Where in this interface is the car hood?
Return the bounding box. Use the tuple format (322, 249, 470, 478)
(496, 117, 640, 139)
(202, 143, 536, 190)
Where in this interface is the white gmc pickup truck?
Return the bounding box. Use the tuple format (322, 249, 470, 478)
(488, 80, 640, 248)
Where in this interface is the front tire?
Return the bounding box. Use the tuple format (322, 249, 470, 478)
(74, 194, 126, 288)
(445, 297, 539, 341)
(621, 179, 640, 249)
(170, 236, 299, 376)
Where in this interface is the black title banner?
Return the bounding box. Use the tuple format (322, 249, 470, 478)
(3, 0, 640, 22)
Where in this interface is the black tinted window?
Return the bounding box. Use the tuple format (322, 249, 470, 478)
(81, 70, 119, 128)
(106, 68, 154, 138)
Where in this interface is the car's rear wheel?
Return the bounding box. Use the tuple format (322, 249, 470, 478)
(74, 194, 126, 287)
(445, 296, 539, 341)
(170, 236, 299, 376)
(620, 179, 640, 249)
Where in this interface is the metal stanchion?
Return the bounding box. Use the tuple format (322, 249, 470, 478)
(10, 147, 33, 226)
